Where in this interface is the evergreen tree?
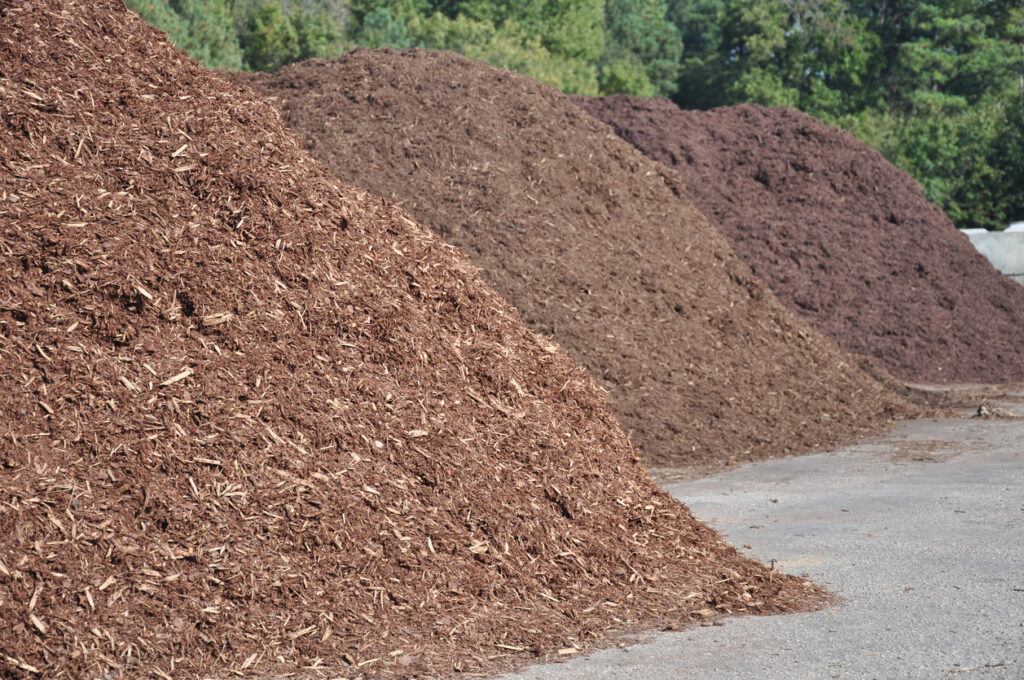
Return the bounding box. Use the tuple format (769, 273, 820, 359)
(127, 0, 244, 70)
(996, 93, 1024, 224)
(240, 3, 301, 71)
(674, 0, 874, 116)
(174, 0, 244, 70)
(602, 0, 682, 96)
(353, 7, 414, 48)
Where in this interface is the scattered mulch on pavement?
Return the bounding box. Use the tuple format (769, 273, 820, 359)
(233, 50, 913, 471)
(0, 3, 826, 678)
(575, 96, 1024, 384)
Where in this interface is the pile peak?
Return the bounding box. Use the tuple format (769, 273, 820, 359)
(577, 95, 1024, 384)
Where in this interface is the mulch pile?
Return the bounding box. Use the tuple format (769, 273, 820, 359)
(234, 50, 912, 470)
(575, 96, 1024, 384)
(0, 2, 826, 678)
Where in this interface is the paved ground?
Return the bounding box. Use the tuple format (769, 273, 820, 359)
(503, 414, 1024, 680)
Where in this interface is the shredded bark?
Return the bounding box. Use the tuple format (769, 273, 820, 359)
(576, 96, 1024, 384)
(0, 3, 826, 678)
(232, 50, 914, 470)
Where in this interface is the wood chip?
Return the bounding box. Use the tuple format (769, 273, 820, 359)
(287, 625, 316, 640)
(29, 614, 48, 635)
(201, 311, 234, 326)
(159, 368, 193, 387)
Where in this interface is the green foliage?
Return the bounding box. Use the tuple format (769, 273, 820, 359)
(240, 2, 347, 71)
(347, 1, 605, 93)
(240, 3, 301, 71)
(601, 0, 681, 96)
(352, 7, 413, 48)
(128, 0, 345, 72)
(533, 0, 606, 64)
(668, 0, 725, 107)
(430, 0, 606, 62)
(993, 94, 1024, 225)
(346, 0, 430, 27)
(127, 0, 243, 70)
(128, 0, 188, 43)
(290, 6, 349, 60)
(599, 45, 656, 97)
(411, 12, 600, 94)
(674, 0, 875, 116)
(849, 0, 1024, 108)
(174, 0, 244, 70)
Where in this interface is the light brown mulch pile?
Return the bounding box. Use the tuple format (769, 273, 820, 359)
(233, 51, 914, 470)
(0, 3, 826, 678)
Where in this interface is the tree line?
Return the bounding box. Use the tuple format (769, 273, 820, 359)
(129, 0, 1024, 230)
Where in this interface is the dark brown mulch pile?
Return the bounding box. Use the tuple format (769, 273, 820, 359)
(233, 50, 913, 470)
(0, 2, 826, 678)
(575, 96, 1024, 384)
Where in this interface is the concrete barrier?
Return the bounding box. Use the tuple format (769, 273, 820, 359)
(964, 228, 1024, 284)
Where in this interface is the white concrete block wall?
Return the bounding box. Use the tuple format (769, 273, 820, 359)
(964, 229, 1024, 284)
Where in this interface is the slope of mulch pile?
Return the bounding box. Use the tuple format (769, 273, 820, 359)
(0, 3, 827, 678)
(575, 96, 1024, 384)
(233, 50, 912, 470)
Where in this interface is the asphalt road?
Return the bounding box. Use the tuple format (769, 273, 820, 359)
(502, 414, 1024, 680)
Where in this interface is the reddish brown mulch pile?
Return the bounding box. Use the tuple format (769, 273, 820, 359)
(575, 96, 1024, 384)
(233, 50, 912, 470)
(0, 3, 827, 678)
